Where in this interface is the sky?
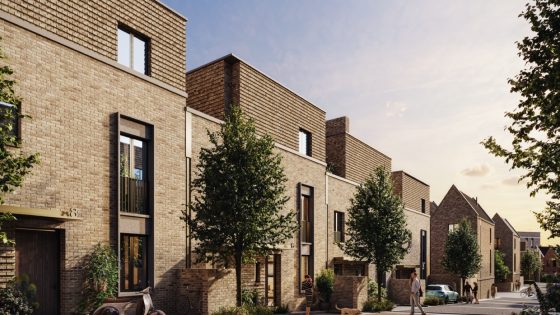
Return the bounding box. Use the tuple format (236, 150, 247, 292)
(162, 0, 556, 245)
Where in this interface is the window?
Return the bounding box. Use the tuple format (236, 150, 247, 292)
(120, 135, 149, 214)
(120, 234, 148, 291)
(495, 238, 501, 249)
(118, 26, 149, 74)
(448, 224, 459, 233)
(514, 239, 517, 250)
(0, 101, 19, 143)
(421, 199, 426, 213)
(490, 250, 492, 274)
(299, 185, 313, 290)
(490, 228, 492, 243)
(514, 254, 517, 272)
(334, 211, 345, 242)
(255, 262, 261, 282)
(420, 230, 427, 279)
(520, 241, 527, 251)
(298, 129, 312, 156)
(301, 194, 311, 243)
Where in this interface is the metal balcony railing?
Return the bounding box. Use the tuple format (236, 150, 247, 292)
(120, 176, 148, 214)
(301, 220, 311, 243)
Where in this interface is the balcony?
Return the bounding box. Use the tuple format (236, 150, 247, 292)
(301, 220, 311, 243)
(120, 176, 148, 214)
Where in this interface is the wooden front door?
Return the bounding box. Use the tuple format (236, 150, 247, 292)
(15, 229, 60, 315)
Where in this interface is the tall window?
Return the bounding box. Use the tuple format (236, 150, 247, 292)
(298, 129, 312, 156)
(490, 228, 492, 243)
(120, 234, 148, 291)
(448, 224, 459, 233)
(334, 211, 345, 242)
(0, 101, 19, 143)
(514, 254, 517, 272)
(300, 185, 313, 289)
(490, 250, 492, 274)
(120, 135, 149, 214)
(421, 199, 426, 213)
(420, 230, 427, 279)
(118, 26, 149, 74)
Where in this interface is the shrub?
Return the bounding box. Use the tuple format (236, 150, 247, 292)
(423, 296, 444, 306)
(273, 304, 289, 314)
(241, 288, 260, 306)
(362, 298, 394, 312)
(315, 269, 334, 303)
(78, 244, 118, 313)
(545, 283, 560, 312)
(0, 284, 34, 315)
(212, 305, 274, 315)
(13, 274, 38, 310)
(534, 283, 550, 315)
(367, 279, 387, 299)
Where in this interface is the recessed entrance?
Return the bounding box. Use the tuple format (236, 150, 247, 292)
(15, 229, 60, 315)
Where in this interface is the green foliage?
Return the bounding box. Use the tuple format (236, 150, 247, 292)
(495, 250, 511, 282)
(542, 274, 560, 284)
(481, 0, 560, 238)
(442, 218, 482, 280)
(534, 282, 550, 315)
(423, 296, 445, 306)
(545, 284, 560, 312)
(78, 244, 118, 313)
(367, 279, 386, 299)
(272, 304, 289, 314)
(339, 167, 411, 302)
(212, 305, 274, 315)
(0, 284, 34, 315)
(0, 38, 39, 246)
(521, 250, 542, 279)
(362, 298, 394, 312)
(186, 105, 297, 306)
(241, 288, 260, 306)
(13, 274, 38, 310)
(315, 269, 334, 303)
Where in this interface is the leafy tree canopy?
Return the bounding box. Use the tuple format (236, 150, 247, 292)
(495, 250, 511, 282)
(482, 0, 560, 238)
(340, 166, 412, 301)
(442, 218, 482, 280)
(186, 105, 296, 306)
(521, 250, 542, 279)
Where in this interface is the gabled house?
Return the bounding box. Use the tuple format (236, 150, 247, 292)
(493, 213, 521, 291)
(430, 185, 495, 298)
(540, 246, 560, 275)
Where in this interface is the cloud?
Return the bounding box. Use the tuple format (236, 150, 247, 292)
(461, 164, 491, 177)
(502, 176, 522, 186)
(385, 101, 407, 117)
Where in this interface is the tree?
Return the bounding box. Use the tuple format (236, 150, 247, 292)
(186, 105, 297, 306)
(521, 250, 542, 280)
(495, 250, 511, 282)
(442, 219, 482, 293)
(0, 39, 39, 245)
(340, 167, 412, 302)
(481, 0, 560, 237)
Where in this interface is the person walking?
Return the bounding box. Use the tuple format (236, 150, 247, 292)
(410, 271, 426, 315)
(302, 275, 313, 315)
(463, 281, 473, 303)
(473, 282, 479, 304)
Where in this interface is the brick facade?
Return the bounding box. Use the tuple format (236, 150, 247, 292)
(392, 171, 430, 215)
(186, 55, 326, 161)
(493, 213, 521, 291)
(0, 0, 186, 90)
(326, 117, 391, 183)
(430, 185, 495, 299)
(0, 3, 186, 314)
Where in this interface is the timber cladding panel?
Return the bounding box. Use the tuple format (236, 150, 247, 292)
(392, 171, 430, 214)
(0, 21, 186, 314)
(238, 61, 326, 161)
(0, 0, 186, 90)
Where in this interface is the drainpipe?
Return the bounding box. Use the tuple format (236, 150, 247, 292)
(326, 171, 329, 269)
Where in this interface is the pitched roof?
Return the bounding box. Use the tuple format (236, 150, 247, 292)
(493, 213, 520, 237)
(539, 246, 551, 256)
(456, 187, 494, 224)
(430, 201, 438, 213)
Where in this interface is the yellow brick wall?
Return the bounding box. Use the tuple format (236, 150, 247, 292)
(0, 0, 186, 90)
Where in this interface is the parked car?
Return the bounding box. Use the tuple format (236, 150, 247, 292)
(425, 284, 459, 303)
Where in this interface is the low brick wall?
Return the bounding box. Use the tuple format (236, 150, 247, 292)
(331, 276, 367, 309)
(177, 268, 236, 315)
(388, 278, 426, 305)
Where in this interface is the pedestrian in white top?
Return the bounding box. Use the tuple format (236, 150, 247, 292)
(410, 271, 426, 315)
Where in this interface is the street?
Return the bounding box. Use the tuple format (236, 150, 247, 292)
(380, 291, 539, 315)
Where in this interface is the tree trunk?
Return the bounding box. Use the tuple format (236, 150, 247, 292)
(460, 277, 465, 297)
(235, 251, 243, 307)
(377, 268, 383, 302)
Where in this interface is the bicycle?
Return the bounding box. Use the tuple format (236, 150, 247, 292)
(520, 286, 534, 297)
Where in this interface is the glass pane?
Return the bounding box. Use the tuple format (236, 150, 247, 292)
(301, 256, 309, 283)
(120, 235, 148, 291)
(120, 135, 148, 214)
(133, 36, 146, 73)
(298, 131, 307, 154)
(117, 28, 131, 67)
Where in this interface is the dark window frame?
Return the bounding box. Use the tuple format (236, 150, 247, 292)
(334, 211, 345, 243)
(117, 24, 151, 75)
(421, 198, 426, 213)
(120, 234, 149, 292)
(298, 129, 312, 157)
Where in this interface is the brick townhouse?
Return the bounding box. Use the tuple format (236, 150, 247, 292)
(518, 231, 543, 280)
(182, 54, 431, 313)
(492, 213, 521, 291)
(0, 1, 188, 314)
(430, 185, 495, 298)
(540, 246, 560, 275)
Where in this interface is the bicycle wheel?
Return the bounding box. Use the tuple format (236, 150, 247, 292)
(520, 291, 527, 297)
